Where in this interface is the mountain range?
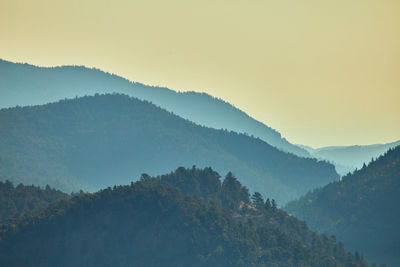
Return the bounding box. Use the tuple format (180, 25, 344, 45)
(0, 58, 396, 266)
(301, 141, 400, 175)
(0, 59, 309, 157)
(2, 59, 396, 177)
(0, 94, 338, 205)
(1, 58, 397, 201)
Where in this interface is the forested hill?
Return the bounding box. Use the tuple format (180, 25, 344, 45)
(285, 146, 400, 266)
(0, 59, 309, 157)
(0, 180, 69, 224)
(0, 94, 338, 204)
(0, 167, 371, 267)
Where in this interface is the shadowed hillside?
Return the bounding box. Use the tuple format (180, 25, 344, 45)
(0, 94, 338, 204)
(285, 146, 400, 266)
(0, 180, 69, 224)
(0, 167, 370, 267)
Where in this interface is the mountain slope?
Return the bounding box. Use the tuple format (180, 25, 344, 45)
(285, 146, 400, 266)
(0, 58, 309, 157)
(302, 141, 400, 175)
(0, 94, 338, 204)
(0, 168, 369, 267)
(0, 180, 69, 224)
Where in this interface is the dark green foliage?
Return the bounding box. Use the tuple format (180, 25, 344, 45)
(221, 172, 250, 210)
(0, 94, 338, 204)
(251, 192, 264, 210)
(285, 146, 400, 266)
(0, 180, 69, 224)
(0, 59, 310, 157)
(0, 167, 368, 267)
(141, 167, 370, 266)
(265, 198, 272, 211)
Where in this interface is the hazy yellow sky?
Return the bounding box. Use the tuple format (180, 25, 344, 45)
(1, 0, 399, 147)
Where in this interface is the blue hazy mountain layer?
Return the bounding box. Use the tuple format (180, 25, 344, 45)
(301, 141, 400, 175)
(0, 59, 310, 157)
(0, 94, 338, 205)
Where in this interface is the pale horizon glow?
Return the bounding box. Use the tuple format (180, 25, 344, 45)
(1, 0, 399, 147)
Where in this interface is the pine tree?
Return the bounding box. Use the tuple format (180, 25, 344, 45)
(251, 192, 264, 210)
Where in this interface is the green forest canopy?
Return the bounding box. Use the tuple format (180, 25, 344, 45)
(0, 167, 373, 267)
(285, 146, 400, 266)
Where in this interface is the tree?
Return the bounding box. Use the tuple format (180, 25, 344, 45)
(265, 198, 272, 211)
(271, 199, 277, 211)
(140, 173, 151, 182)
(221, 172, 249, 210)
(251, 192, 264, 210)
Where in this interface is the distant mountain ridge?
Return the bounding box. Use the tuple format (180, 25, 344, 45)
(0, 58, 310, 157)
(0, 94, 338, 205)
(301, 141, 400, 175)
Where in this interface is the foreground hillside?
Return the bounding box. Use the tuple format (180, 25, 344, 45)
(0, 181, 69, 224)
(0, 167, 370, 267)
(0, 59, 309, 157)
(0, 94, 338, 204)
(285, 146, 400, 266)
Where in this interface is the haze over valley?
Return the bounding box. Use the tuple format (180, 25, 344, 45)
(1, 0, 399, 266)
(0, 60, 398, 266)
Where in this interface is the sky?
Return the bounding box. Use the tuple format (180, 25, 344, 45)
(1, 0, 399, 148)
